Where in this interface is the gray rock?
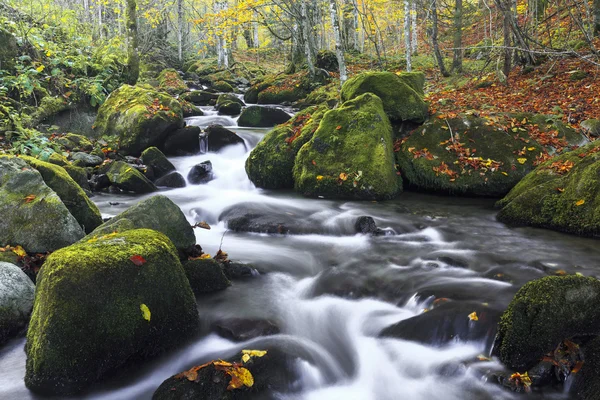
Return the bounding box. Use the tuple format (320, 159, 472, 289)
(154, 172, 186, 188)
(581, 119, 600, 138)
(71, 152, 103, 167)
(0, 262, 35, 344)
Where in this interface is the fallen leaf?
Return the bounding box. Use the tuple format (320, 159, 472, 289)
(572, 361, 585, 374)
(468, 312, 479, 321)
(517, 158, 527, 164)
(140, 304, 151, 322)
(200, 253, 212, 259)
(129, 255, 147, 266)
(501, 171, 508, 176)
(311, 160, 316, 166)
(335, 125, 342, 130)
(193, 221, 211, 230)
(226, 366, 254, 390)
(12, 245, 27, 258)
(575, 199, 585, 206)
(316, 175, 324, 181)
(556, 187, 565, 192)
(24, 194, 36, 203)
(339, 172, 348, 181)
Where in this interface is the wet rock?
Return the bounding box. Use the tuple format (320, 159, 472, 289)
(179, 90, 219, 106)
(162, 126, 201, 156)
(217, 101, 242, 116)
(213, 318, 280, 342)
(223, 262, 258, 280)
(380, 301, 502, 348)
(216, 93, 245, 107)
(237, 106, 291, 128)
(180, 100, 204, 118)
(205, 124, 245, 151)
(355, 216, 385, 236)
(219, 203, 318, 234)
(0, 262, 35, 345)
(212, 80, 234, 93)
(152, 348, 297, 400)
(493, 275, 600, 372)
(140, 147, 175, 179)
(154, 172, 186, 188)
(89, 173, 110, 191)
(106, 161, 157, 194)
(580, 119, 600, 138)
(25, 229, 199, 395)
(571, 336, 600, 400)
(71, 152, 103, 167)
(187, 161, 213, 184)
(182, 258, 230, 294)
(63, 165, 91, 192)
(55, 133, 93, 152)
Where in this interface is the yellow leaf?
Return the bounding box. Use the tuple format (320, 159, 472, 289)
(517, 158, 527, 164)
(339, 172, 348, 181)
(36, 65, 45, 73)
(226, 366, 254, 390)
(501, 172, 508, 176)
(12, 245, 27, 258)
(575, 199, 585, 206)
(242, 353, 250, 363)
(46, 50, 52, 57)
(140, 304, 151, 321)
(316, 175, 324, 181)
(200, 253, 212, 259)
(468, 312, 478, 321)
(241, 349, 267, 360)
(527, 147, 536, 151)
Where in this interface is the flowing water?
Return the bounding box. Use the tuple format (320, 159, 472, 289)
(1, 107, 598, 400)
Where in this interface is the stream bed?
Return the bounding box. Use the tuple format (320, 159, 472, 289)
(0, 109, 597, 400)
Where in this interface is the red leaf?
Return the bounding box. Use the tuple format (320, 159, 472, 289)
(130, 255, 147, 266)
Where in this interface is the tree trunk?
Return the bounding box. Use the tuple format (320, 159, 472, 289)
(431, 0, 449, 77)
(452, 0, 463, 72)
(411, 1, 417, 54)
(125, 0, 139, 85)
(243, 29, 253, 48)
(594, 0, 600, 36)
(404, 0, 412, 71)
(502, 3, 512, 77)
(253, 11, 259, 47)
(302, 0, 316, 77)
(330, 0, 348, 84)
(177, 0, 184, 64)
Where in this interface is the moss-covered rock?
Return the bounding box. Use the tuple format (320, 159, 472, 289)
(340, 71, 428, 122)
(140, 146, 175, 179)
(182, 258, 230, 294)
(0, 27, 18, 70)
(0, 262, 35, 345)
(298, 82, 340, 109)
(158, 68, 188, 95)
(397, 71, 426, 96)
(179, 99, 204, 118)
(293, 93, 401, 200)
(238, 106, 291, 128)
(55, 133, 93, 152)
(496, 140, 600, 236)
(62, 165, 90, 191)
(47, 152, 69, 166)
(0, 156, 84, 252)
(30, 96, 70, 125)
(86, 195, 196, 253)
(397, 113, 586, 197)
(205, 125, 245, 151)
(93, 85, 184, 156)
(217, 101, 242, 116)
(212, 80, 234, 93)
(71, 152, 103, 166)
(106, 160, 157, 193)
(581, 119, 600, 138)
(216, 93, 245, 107)
(20, 156, 102, 234)
(493, 275, 600, 371)
(179, 90, 219, 106)
(25, 229, 199, 395)
(316, 50, 339, 72)
(245, 106, 327, 189)
(243, 80, 273, 104)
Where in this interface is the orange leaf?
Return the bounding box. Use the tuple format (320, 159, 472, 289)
(129, 255, 147, 266)
(335, 125, 342, 130)
(311, 160, 317, 166)
(339, 172, 348, 181)
(575, 199, 585, 206)
(24, 194, 36, 203)
(556, 187, 565, 193)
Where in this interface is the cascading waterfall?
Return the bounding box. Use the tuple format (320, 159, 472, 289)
(198, 131, 208, 154)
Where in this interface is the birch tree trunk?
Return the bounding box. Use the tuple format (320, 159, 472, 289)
(411, 1, 417, 54)
(302, 0, 316, 77)
(404, 0, 411, 71)
(125, 0, 139, 85)
(329, 0, 347, 84)
(253, 11, 259, 47)
(452, 0, 463, 72)
(177, 0, 184, 64)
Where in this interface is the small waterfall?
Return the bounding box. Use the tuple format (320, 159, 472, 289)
(199, 132, 208, 154)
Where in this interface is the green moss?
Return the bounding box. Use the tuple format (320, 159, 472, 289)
(179, 99, 204, 118)
(30, 97, 69, 126)
(55, 133, 93, 152)
(62, 165, 90, 191)
(298, 82, 340, 109)
(25, 229, 199, 395)
(157, 68, 188, 95)
(216, 94, 244, 107)
(47, 153, 69, 166)
(106, 161, 156, 193)
(182, 258, 230, 294)
(293, 93, 401, 200)
(20, 156, 102, 234)
(93, 85, 184, 156)
(212, 80, 234, 93)
(237, 106, 291, 128)
(140, 146, 175, 178)
(495, 275, 600, 371)
(179, 91, 218, 106)
(340, 71, 428, 122)
(496, 140, 600, 236)
(246, 106, 327, 189)
(0, 27, 18, 70)
(396, 71, 426, 96)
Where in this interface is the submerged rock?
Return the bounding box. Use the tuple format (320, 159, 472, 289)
(293, 93, 401, 200)
(0, 262, 35, 345)
(25, 229, 199, 395)
(219, 203, 320, 234)
(237, 106, 291, 128)
(0, 156, 84, 252)
(354, 216, 385, 236)
(212, 318, 280, 342)
(182, 258, 230, 294)
(187, 161, 213, 184)
(94, 84, 184, 155)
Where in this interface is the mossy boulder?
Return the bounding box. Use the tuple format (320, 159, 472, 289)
(340, 71, 428, 122)
(86, 195, 196, 253)
(25, 229, 199, 395)
(63, 165, 90, 191)
(0, 27, 18, 70)
(55, 133, 93, 152)
(397, 71, 426, 96)
(182, 258, 230, 294)
(217, 101, 242, 116)
(0, 262, 35, 345)
(298, 82, 340, 109)
(0, 156, 84, 252)
(212, 80, 234, 93)
(216, 93, 245, 107)
(30, 96, 70, 125)
(316, 50, 339, 72)
(243, 80, 273, 104)
(238, 106, 291, 128)
(47, 152, 69, 166)
(496, 140, 600, 236)
(140, 146, 175, 179)
(20, 156, 102, 234)
(293, 93, 401, 200)
(158, 68, 188, 95)
(162, 126, 202, 156)
(180, 100, 204, 118)
(397, 113, 587, 197)
(71, 152, 103, 167)
(493, 275, 600, 371)
(93, 85, 184, 156)
(581, 119, 600, 138)
(180, 91, 219, 106)
(245, 106, 327, 189)
(106, 160, 157, 193)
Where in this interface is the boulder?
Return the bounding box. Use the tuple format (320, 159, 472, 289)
(21, 156, 102, 234)
(397, 113, 587, 197)
(179, 91, 219, 106)
(211, 80, 234, 93)
(158, 68, 188, 95)
(25, 229, 199, 395)
(237, 106, 292, 128)
(55, 133, 93, 152)
(0, 157, 84, 252)
(581, 119, 600, 138)
(180, 100, 204, 118)
(182, 258, 230, 294)
(0, 262, 35, 345)
(155, 172, 186, 188)
(243, 80, 273, 104)
(140, 147, 175, 179)
(216, 93, 245, 107)
(94, 85, 184, 155)
(47, 152, 69, 166)
(293, 93, 401, 200)
(245, 106, 327, 189)
(0, 27, 18, 70)
(496, 140, 600, 236)
(162, 126, 201, 156)
(493, 275, 600, 371)
(340, 71, 428, 122)
(316, 50, 339, 72)
(86, 195, 196, 253)
(205, 124, 244, 151)
(71, 152, 103, 167)
(212, 318, 280, 342)
(354, 216, 385, 236)
(62, 165, 90, 191)
(106, 161, 157, 194)
(217, 101, 241, 116)
(187, 161, 213, 184)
